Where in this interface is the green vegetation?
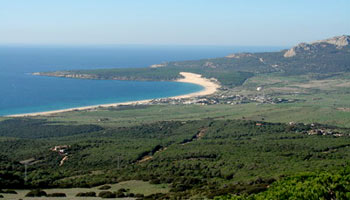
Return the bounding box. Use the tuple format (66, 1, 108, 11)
(42, 67, 253, 88)
(98, 185, 111, 190)
(69, 67, 183, 81)
(0, 189, 16, 194)
(76, 191, 96, 197)
(0, 118, 103, 138)
(1, 116, 350, 198)
(2, 70, 350, 198)
(0, 181, 165, 199)
(25, 189, 47, 197)
(215, 167, 350, 200)
(98, 190, 117, 198)
(42, 89, 350, 128)
(47, 192, 67, 197)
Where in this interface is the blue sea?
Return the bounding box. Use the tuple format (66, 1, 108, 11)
(0, 45, 285, 116)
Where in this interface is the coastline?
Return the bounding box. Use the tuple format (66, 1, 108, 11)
(7, 72, 220, 117)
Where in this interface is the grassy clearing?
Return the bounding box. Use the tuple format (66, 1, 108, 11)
(244, 72, 350, 93)
(1, 180, 168, 199)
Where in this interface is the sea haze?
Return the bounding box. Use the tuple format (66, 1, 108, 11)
(0, 45, 286, 116)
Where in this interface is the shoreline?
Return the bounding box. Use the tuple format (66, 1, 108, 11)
(7, 72, 220, 117)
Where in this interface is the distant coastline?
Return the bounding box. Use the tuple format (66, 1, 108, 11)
(7, 72, 220, 117)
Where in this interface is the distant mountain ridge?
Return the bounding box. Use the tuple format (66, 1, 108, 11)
(162, 35, 350, 75)
(36, 35, 350, 87)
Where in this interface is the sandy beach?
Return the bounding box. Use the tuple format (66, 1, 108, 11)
(173, 72, 220, 98)
(7, 72, 220, 117)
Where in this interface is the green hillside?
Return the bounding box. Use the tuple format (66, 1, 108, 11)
(37, 35, 350, 87)
(1, 117, 350, 199)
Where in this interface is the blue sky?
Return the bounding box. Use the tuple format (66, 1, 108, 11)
(1, 0, 349, 46)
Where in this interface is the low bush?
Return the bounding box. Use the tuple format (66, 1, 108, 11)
(117, 188, 127, 193)
(127, 192, 135, 197)
(98, 185, 111, 190)
(150, 178, 161, 184)
(135, 193, 144, 198)
(115, 190, 125, 198)
(0, 189, 17, 194)
(98, 191, 116, 198)
(143, 193, 167, 200)
(25, 189, 47, 197)
(47, 192, 66, 197)
(76, 191, 96, 197)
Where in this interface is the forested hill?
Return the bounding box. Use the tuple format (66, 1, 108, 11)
(35, 35, 350, 87)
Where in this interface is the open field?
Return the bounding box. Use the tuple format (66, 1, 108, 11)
(1, 180, 168, 199)
(32, 92, 350, 128)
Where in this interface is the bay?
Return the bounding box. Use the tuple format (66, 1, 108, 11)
(0, 45, 285, 116)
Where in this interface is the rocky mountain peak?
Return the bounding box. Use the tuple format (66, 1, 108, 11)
(284, 35, 350, 58)
(312, 35, 350, 47)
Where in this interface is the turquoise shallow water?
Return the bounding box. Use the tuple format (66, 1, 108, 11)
(0, 75, 203, 116)
(0, 45, 285, 116)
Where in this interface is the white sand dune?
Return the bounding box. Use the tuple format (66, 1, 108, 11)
(7, 72, 220, 117)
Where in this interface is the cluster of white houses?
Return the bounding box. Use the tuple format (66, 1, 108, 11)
(51, 145, 70, 155)
(146, 94, 296, 106)
(307, 129, 344, 137)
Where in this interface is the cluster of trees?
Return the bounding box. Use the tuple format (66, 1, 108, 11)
(215, 165, 350, 199)
(75, 188, 144, 198)
(0, 118, 103, 139)
(44, 60, 255, 87)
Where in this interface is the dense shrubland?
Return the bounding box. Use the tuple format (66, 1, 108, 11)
(215, 166, 350, 199)
(1, 117, 350, 198)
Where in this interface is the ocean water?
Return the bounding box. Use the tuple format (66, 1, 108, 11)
(0, 45, 285, 116)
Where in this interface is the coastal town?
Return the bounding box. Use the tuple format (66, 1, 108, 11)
(147, 92, 298, 106)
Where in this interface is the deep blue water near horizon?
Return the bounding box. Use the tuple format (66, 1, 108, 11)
(0, 45, 286, 116)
